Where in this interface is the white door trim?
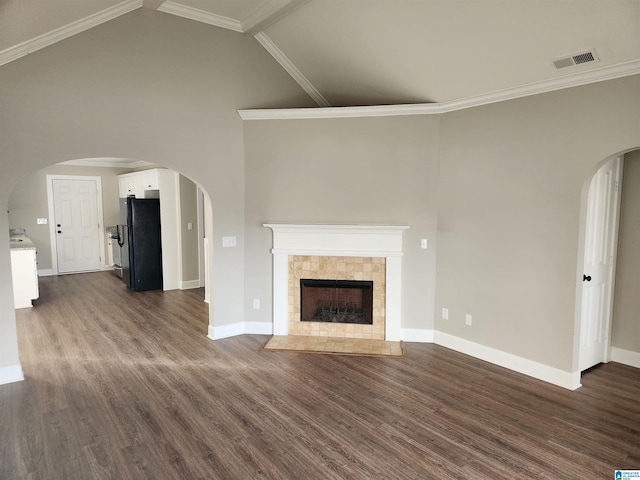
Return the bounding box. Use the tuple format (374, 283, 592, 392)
(197, 186, 205, 288)
(46, 175, 106, 275)
(574, 156, 623, 374)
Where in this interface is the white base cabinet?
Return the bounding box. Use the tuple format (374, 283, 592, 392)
(11, 247, 39, 309)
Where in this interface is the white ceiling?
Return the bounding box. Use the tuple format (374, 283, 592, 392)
(1, 0, 639, 108)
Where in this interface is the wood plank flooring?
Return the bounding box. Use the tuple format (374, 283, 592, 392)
(1, 271, 639, 479)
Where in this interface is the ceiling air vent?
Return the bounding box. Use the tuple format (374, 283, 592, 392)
(553, 49, 599, 69)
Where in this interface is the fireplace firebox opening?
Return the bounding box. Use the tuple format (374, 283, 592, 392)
(300, 279, 374, 325)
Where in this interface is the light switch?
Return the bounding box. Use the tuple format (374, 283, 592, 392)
(421, 239, 428, 249)
(442, 308, 449, 320)
(253, 298, 260, 309)
(37, 218, 48, 225)
(187, 222, 193, 230)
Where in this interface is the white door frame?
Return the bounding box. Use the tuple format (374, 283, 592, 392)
(579, 157, 622, 371)
(197, 186, 205, 288)
(573, 154, 627, 386)
(46, 175, 107, 275)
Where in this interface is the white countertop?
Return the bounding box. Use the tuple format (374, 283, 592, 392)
(9, 235, 36, 251)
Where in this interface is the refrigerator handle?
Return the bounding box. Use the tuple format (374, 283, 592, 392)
(116, 225, 125, 247)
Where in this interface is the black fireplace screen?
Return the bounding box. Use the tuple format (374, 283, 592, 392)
(300, 279, 373, 325)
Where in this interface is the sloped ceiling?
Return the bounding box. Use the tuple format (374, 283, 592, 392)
(1, 0, 639, 109)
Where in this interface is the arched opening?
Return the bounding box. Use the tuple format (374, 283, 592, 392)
(574, 147, 640, 382)
(7, 158, 214, 336)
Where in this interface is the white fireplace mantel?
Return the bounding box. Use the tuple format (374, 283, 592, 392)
(264, 224, 409, 341)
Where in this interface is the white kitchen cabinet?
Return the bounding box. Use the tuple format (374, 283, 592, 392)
(118, 169, 160, 198)
(10, 237, 39, 309)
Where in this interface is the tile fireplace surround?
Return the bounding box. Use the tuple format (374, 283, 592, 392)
(264, 224, 409, 341)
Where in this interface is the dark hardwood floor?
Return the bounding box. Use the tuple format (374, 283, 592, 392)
(1, 271, 639, 479)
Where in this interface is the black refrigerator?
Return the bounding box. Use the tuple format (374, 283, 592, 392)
(117, 197, 163, 292)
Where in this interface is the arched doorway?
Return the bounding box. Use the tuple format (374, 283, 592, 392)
(7, 158, 213, 329)
(575, 148, 640, 380)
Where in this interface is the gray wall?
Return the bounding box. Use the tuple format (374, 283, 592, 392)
(612, 150, 640, 353)
(243, 116, 440, 331)
(8, 165, 127, 270)
(436, 79, 640, 372)
(0, 9, 313, 372)
(1, 6, 639, 380)
(243, 76, 640, 375)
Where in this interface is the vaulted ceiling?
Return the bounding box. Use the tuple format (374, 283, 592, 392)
(1, 0, 639, 108)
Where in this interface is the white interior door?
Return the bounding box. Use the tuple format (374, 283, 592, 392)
(52, 178, 102, 274)
(579, 157, 622, 371)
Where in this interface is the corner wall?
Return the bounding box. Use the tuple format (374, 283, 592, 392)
(437, 77, 640, 375)
(243, 116, 441, 336)
(242, 75, 640, 387)
(0, 8, 314, 375)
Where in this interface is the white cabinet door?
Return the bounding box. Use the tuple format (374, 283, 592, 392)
(138, 171, 159, 195)
(118, 170, 160, 198)
(11, 249, 39, 309)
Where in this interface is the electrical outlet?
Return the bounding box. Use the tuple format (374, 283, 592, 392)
(37, 218, 48, 225)
(465, 314, 472, 326)
(222, 236, 236, 248)
(252, 298, 260, 309)
(187, 222, 193, 230)
(442, 308, 449, 320)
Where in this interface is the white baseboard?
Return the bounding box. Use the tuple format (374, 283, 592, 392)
(0, 364, 24, 385)
(401, 328, 434, 343)
(208, 321, 272, 340)
(245, 321, 273, 335)
(207, 322, 245, 340)
(434, 331, 581, 390)
(37, 268, 54, 277)
(611, 346, 640, 369)
(180, 280, 201, 290)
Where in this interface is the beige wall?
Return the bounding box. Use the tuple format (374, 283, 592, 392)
(0, 9, 313, 371)
(1, 7, 639, 381)
(244, 76, 640, 375)
(8, 165, 127, 270)
(179, 174, 200, 283)
(437, 78, 640, 372)
(612, 150, 640, 353)
(243, 116, 441, 332)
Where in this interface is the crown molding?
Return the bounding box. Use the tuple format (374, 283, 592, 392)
(254, 32, 331, 107)
(239, 103, 440, 120)
(157, 1, 242, 32)
(0, 0, 143, 67)
(241, 0, 311, 35)
(58, 158, 153, 169)
(438, 58, 640, 114)
(239, 59, 640, 120)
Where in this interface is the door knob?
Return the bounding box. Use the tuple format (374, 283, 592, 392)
(583, 274, 592, 282)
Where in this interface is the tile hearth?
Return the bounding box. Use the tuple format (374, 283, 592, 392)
(263, 335, 404, 357)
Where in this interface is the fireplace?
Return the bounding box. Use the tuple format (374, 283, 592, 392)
(300, 279, 374, 325)
(264, 224, 409, 341)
